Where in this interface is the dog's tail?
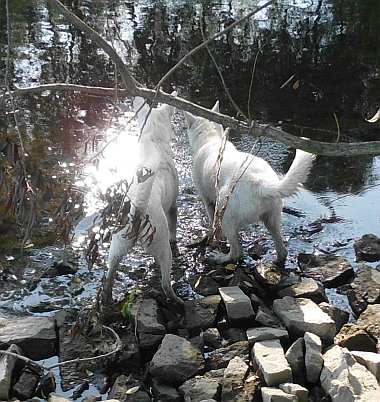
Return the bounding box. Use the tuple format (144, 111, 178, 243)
(276, 149, 315, 198)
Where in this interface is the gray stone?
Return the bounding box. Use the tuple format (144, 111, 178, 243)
(255, 306, 284, 328)
(354, 234, 380, 262)
(252, 340, 292, 386)
(279, 383, 308, 402)
(220, 327, 247, 343)
(108, 375, 150, 402)
(151, 379, 181, 402)
(351, 351, 380, 382)
(133, 298, 166, 334)
(298, 253, 354, 288)
(149, 334, 204, 386)
(12, 369, 39, 400)
(261, 387, 297, 401)
(184, 295, 221, 331)
(319, 302, 349, 332)
(334, 323, 377, 352)
(0, 316, 56, 360)
(246, 327, 288, 346)
(179, 372, 221, 402)
(221, 356, 249, 402)
(273, 297, 336, 343)
(285, 338, 306, 385)
(321, 345, 380, 401)
(277, 277, 328, 304)
(304, 332, 323, 384)
(194, 275, 221, 296)
(48, 394, 71, 402)
(219, 287, 255, 324)
(0, 344, 23, 400)
(203, 328, 222, 349)
(357, 304, 380, 344)
(205, 341, 249, 371)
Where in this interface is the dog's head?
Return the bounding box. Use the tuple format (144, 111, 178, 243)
(184, 101, 224, 149)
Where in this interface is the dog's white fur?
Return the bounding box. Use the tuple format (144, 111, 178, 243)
(184, 102, 315, 265)
(103, 96, 182, 304)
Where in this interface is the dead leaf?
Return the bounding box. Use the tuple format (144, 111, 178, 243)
(366, 108, 380, 123)
(126, 386, 140, 394)
(292, 80, 300, 90)
(225, 263, 237, 271)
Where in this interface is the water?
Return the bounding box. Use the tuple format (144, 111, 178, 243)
(1, 0, 380, 396)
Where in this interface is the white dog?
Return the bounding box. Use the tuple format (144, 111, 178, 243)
(184, 102, 315, 266)
(103, 96, 182, 304)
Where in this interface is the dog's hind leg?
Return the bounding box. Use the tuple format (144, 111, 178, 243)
(262, 208, 288, 267)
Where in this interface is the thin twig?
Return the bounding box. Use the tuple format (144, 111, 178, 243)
(248, 46, 264, 121)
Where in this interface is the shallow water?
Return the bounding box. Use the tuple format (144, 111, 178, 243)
(0, 0, 380, 396)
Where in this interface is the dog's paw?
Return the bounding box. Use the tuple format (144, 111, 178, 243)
(207, 251, 232, 265)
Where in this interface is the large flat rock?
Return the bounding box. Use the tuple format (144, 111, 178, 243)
(357, 304, 380, 344)
(252, 340, 292, 386)
(297, 253, 354, 288)
(261, 387, 297, 401)
(273, 297, 336, 343)
(351, 351, 380, 382)
(184, 295, 221, 331)
(0, 316, 56, 360)
(246, 327, 288, 346)
(304, 332, 323, 384)
(132, 298, 166, 335)
(205, 341, 249, 371)
(149, 334, 204, 386)
(221, 356, 249, 402)
(285, 338, 306, 385)
(179, 370, 222, 402)
(277, 277, 328, 304)
(219, 287, 255, 325)
(334, 323, 377, 352)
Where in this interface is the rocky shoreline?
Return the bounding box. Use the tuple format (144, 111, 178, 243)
(0, 233, 380, 401)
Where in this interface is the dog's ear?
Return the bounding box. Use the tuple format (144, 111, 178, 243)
(211, 100, 220, 113)
(184, 111, 197, 127)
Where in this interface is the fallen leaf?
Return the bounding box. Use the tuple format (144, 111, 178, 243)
(225, 263, 237, 271)
(366, 108, 380, 123)
(126, 386, 140, 394)
(292, 80, 300, 90)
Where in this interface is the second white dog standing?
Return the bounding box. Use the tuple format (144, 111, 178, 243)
(184, 102, 315, 266)
(103, 96, 182, 305)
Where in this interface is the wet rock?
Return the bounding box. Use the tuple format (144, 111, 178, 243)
(246, 327, 289, 346)
(318, 302, 349, 332)
(179, 371, 222, 402)
(48, 394, 71, 402)
(354, 233, 380, 262)
(351, 351, 380, 381)
(12, 368, 40, 400)
(261, 387, 297, 401)
(133, 298, 166, 335)
(194, 275, 221, 296)
(219, 286, 255, 325)
(279, 383, 308, 402)
(273, 297, 336, 343)
(205, 341, 249, 371)
(285, 338, 306, 385)
(203, 328, 222, 349)
(298, 253, 354, 288)
(0, 316, 56, 360)
(334, 323, 377, 352)
(255, 306, 284, 328)
(0, 344, 23, 400)
(149, 334, 204, 386)
(221, 356, 249, 402)
(108, 374, 149, 401)
(304, 332, 323, 384)
(220, 327, 247, 343)
(252, 340, 292, 386)
(321, 345, 380, 401)
(277, 277, 328, 304)
(184, 295, 221, 331)
(151, 378, 181, 402)
(357, 304, 380, 344)
(249, 293, 266, 311)
(115, 331, 141, 371)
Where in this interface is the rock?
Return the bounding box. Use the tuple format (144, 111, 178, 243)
(205, 341, 249, 371)
(249, 293, 265, 311)
(48, 394, 71, 402)
(321, 345, 380, 401)
(352, 264, 380, 303)
(0, 316, 56, 360)
(203, 328, 222, 349)
(194, 275, 221, 296)
(108, 375, 150, 401)
(255, 306, 284, 328)
(261, 387, 297, 401)
(219, 287, 255, 325)
(179, 371, 222, 402)
(298, 253, 354, 288)
(318, 302, 349, 332)
(133, 298, 166, 335)
(304, 332, 323, 384)
(335, 323, 377, 352)
(149, 334, 204, 386)
(346, 288, 368, 317)
(184, 295, 221, 331)
(220, 328, 247, 343)
(115, 331, 141, 370)
(357, 304, 380, 344)
(252, 340, 292, 386)
(221, 356, 249, 402)
(273, 297, 336, 343)
(151, 379, 181, 402)
(0, 344, 23, 400)
(285, 338, 306, 385)
(279, 383, 308, 402)
(354, 234, 380, 262)
(12, 368, 40, 400)
(351, 351, 380, 381)
(246, 327, 289, 346)
(277, 277, 328, 304)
